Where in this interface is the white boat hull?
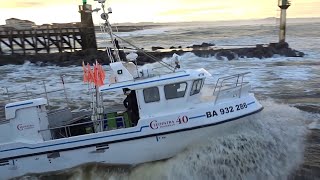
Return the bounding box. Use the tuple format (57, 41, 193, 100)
(1, 95, 262, 179)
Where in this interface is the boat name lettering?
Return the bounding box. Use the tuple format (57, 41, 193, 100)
(206, 103, 248, 118)
(17, 124, 35, 131)
(150, 120, 175, 129)
(176, 116, 189, 124)
(150, 116, 188, 130)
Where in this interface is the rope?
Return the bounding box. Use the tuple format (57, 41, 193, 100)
(112, 33, 175, 72)
(216, 44, 265, 47)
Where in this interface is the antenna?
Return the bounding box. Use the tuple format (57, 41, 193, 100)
(95, 0, 122, 62)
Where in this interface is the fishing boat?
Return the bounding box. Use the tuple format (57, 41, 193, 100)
(0, 1, 263, 179)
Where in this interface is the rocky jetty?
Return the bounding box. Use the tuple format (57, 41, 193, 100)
(139, 42, 304, 64)
(186, 42, 215, 48)
(0, 42, 304, 67)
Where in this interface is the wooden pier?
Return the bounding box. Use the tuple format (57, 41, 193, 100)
(0, 3, 98, 55)
(0, 28, 95, 55)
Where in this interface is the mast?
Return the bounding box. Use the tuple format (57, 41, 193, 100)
(96, 0, 121, 62)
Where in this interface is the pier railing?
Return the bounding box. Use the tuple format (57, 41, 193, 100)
(0, 28, 91, 54)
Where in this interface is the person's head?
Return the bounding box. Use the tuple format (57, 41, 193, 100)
(123, 88, 131, 95)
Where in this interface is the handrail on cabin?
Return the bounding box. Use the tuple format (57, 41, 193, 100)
(1, 78, 70, 109)
(213, 72, 250, 104)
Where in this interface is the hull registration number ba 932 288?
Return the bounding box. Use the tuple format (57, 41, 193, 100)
(206, 103, 248, 118)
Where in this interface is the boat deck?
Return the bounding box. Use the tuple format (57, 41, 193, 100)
(43, 104, 132, 140)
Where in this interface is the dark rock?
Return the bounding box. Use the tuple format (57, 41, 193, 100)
(169, 46, 176, 49)
(268, 46, 278, 54)
(0, 50, 113, 67)
(275, 42, 289, 50)
(187, 42, 215, 49)
(253, 49, 264, 59)
(280, 48, 296, 57)
(246, 52, 254, 58)
(264, 50, 274, 58)
(151, 46, 165, 51)
(296, 51, 305, 57)
(0, 54, 25, 66)
(256, 44, 264, 50)
(215, 50, 238, 60)
(200, 42, 215, 47)
(178, 46, 182, 48)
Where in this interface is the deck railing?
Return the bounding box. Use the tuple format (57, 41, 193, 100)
(213, 72, 250, 104)
(0, 76, 70, 110)
(39, 116, 126, 140)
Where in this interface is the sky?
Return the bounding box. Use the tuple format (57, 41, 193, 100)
(0, 0, 319, 25)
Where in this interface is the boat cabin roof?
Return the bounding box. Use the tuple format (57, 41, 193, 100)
(5, 98, 47, 120)
(99, 68, 211, 93)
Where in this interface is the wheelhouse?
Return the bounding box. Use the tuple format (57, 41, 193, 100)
(99, 68, 211, 120)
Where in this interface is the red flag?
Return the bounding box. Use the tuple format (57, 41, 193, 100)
(83, 61, 105, 87)
(94, 61, 105, 87)
(87, 63, 94, 83)
(100, 64, 106, 81)
(97, 61, 105, 86)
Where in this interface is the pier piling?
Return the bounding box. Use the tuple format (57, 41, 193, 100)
(79, 3, 97, 50)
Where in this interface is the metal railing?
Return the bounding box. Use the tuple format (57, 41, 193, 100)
(1, 78, 69, 109)
(213, 72, 250, 104)
(39, 116, 126, 140)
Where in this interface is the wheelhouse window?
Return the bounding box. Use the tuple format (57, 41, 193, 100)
(164, 82, 187, 100)
(190, 79, 204, 96)
(143, 87, 160, 103)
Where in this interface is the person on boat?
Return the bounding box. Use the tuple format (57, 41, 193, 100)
(114, 38, 121, 50)
(123, 90, 139, 125)
(174, 55, 180, 71)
